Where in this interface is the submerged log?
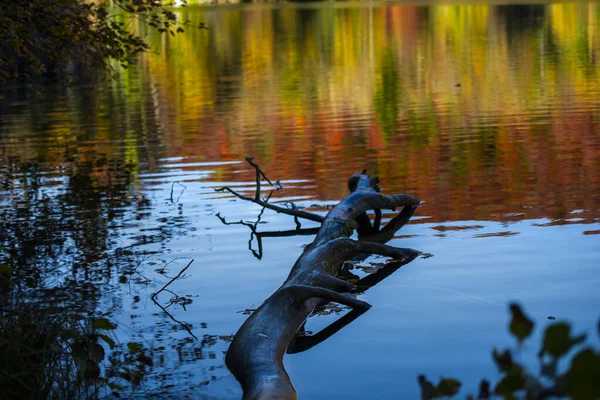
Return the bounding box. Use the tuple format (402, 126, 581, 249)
(220, 158, 423, 400)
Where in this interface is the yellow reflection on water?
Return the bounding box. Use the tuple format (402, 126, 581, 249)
(136, 3, 599, 220)
(1, 3, 599, 223)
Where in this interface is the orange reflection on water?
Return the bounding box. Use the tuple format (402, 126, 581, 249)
(1, 3, 599, 224)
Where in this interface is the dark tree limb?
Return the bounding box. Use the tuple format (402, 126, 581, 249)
(310, 272, 356, 292)
(257, 228, 321, 239)
(224, 161, 427, 400)
(359, 204, 420, 243)
(286, 252, 422, 356)
(215, 158, 324, 223)
(277, 284, 371, 311)
(245, 156, 272, 202)
(286, 308, 367, 354)
(215, 186, 324, 223)
(152, 298, 197, 340)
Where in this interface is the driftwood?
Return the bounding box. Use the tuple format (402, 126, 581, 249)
(219, 157, 424, 400)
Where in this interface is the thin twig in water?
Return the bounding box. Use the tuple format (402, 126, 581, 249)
(169, 181, 187, 203)
(163, 288, 178, 297)
(246, 156, 273, 185)
(151, 259, 197, 339)
(262, 190, 273, 204)
(152, 259, 193, 300)
(152, 297, 197, 339)
(155, 256, 188, 276)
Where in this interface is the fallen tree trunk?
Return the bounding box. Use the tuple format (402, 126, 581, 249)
(221, 158, 423, 400)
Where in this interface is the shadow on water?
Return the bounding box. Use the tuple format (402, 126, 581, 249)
(0, 133, 227, 398)
(216, 200, 321, 260)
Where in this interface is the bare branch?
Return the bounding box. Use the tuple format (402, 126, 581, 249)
(151, 259, 196, 339)
(152, 297, 197, 339)
(278, 285, 371, 312)
(214, 186, 253, 202)
(245, 156, 273, 186)
(215, 187, 324, 223)
(152, 259, 193, 302)
(215, 157, 324, 223)
(223, 160, 426, 399)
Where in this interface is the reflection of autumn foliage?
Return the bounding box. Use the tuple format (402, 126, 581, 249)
(132, 4, 599, 223)
(2, 4, 599, 224)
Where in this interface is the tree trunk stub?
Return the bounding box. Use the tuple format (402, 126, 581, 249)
(220, 158, 424, 400)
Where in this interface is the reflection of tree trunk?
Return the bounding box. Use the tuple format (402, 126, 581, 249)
(221, 158, 423, 400)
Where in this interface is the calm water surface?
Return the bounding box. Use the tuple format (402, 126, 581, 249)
(1, 1, 599, 398)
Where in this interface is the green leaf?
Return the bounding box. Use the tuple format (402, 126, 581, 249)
(434, 378, 461, 397)
(492, 348, 514, 373)
(118, 371, 134, 382)
(524, 374, 544, 398)
(137, 354, 153, 367)
(417, 375, 435, 400)
(93, 317, 116, 330)
(98, 334, 115, 349)
(509, 303, 534, 345)
(83, 359, 100, 380)
(494, 369, 525, 397)
(572, 333, 587, 348)
(543, 323, 571, 357)
(61, 329, 76, 340)
(543, 323, 586, 358)
(71, 342, 88, 363)
(118, 367, 142, 384)
(567, 348, 600, 400)
(128, 342, 142, 354)
(0, 264, 13, 275)
(89, 342, 105, 363)
(478, 379, 491, 399)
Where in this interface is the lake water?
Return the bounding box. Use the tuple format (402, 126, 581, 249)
(1, 1, 599, 398)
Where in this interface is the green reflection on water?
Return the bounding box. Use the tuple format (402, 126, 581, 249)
(133, 2, 599, 221)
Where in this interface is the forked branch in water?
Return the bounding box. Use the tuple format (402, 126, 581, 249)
(214, 158, 324, 223)
(222, 158, 428, 400)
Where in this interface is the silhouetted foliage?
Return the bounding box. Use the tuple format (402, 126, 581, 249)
(0, 151, 221, 397)
(0, 0, 188, 82)
(419, 303, 600, 400)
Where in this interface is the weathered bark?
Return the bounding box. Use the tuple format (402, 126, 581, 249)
(221, 159, 423, 400)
